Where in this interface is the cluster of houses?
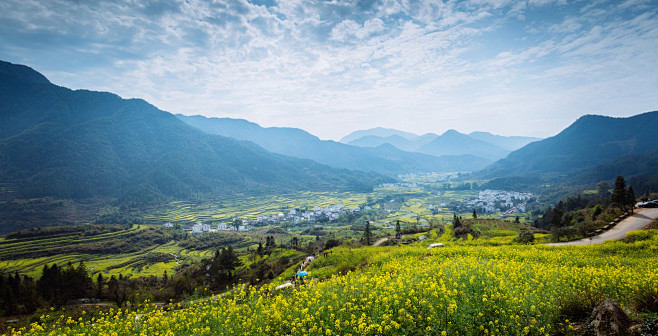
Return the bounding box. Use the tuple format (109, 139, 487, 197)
(189, 221, 251, 234)
(380, 182, 420, 188)
(451, 190, 533, 214)
(396, 173, 460, 182)
(253, 204, 367, 225)
(176, 203, 367, 235)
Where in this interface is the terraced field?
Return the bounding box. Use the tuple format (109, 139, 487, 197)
(0, 225, 253, 278)
(141, 191, 371, 224)
(1, 181, 533, 279)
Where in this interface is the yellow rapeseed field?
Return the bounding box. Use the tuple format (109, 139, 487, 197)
(9, 233, 658, 335)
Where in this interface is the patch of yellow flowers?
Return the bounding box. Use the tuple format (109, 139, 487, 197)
(8, 236, 658, 335)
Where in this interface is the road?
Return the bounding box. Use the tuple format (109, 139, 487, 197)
(547, 208, 658, 246)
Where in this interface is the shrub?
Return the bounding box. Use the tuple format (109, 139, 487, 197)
(633, 287, 658, 313)
(324, 239, 341, 249)
(453, 226, 479, 239)
(514, 229, 535, 244)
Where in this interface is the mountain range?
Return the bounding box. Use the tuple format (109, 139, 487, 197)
(0, 60, 388, 209)
(342, 128, 541, 161)
(3, 58, 658, 233)
(176, 115, 491, 175)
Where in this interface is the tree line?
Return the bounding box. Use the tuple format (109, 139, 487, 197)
(536, 176, 637, 241)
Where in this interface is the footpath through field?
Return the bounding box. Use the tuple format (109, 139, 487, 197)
(547, 208, 658, 246)
(373, 235, 406, 246)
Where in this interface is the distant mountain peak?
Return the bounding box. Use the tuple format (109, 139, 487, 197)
(0, 60, 51, 84)
(340, 127, 419, 143)
(441, 129, 464, 136)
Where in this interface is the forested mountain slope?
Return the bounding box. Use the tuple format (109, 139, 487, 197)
(0, 60, 387, 204)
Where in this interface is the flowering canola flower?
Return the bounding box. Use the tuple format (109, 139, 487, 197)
(9, 236, 658, 336)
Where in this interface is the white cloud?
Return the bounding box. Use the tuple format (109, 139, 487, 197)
(1, 0, 657, 140)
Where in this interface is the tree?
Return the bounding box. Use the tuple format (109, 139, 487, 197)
(611, 176, 627, 209)
(96, 273, 104, 299)
(220, 246, 242, 278)
(549, 207, 565, 241)
(265, 236, 276, 248)
(597, 181, 610, 199)
(324, 239, 340, 249)
(514, 216, 520, 224)
(452, 214, 462, 229)
(363, 221, 372, 246)
(233, 218, 243, 231)
(626, 186, 636, 213)
(108, 274, 130, 307)
(37, 264, 66, 306)
(207, 246, 243, 289)
(472, 210, 477, 219)
(256, 242, 264, 256)
(395, 220, 401, 237)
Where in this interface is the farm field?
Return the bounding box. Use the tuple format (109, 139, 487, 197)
(13, 228, 658, 335)
(0, 225, 254, 279)
(140, 181, 523, 228)
(0, 178, 537, 280)
(141, 191, 372, 224)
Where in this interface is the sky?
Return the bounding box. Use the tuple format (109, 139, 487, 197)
(1, 0, 657, 141)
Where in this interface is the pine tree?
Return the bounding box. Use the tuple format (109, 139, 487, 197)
(363, 221, 372, 246)
(452, 214, 462, 229)
(472, 210, 477, 219)
(96, 273, 104, 299)
(395, 220, 401, 236)
(611, 176, 627, 209)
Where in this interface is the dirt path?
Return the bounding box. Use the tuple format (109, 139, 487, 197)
(373, 235, 404, 246)
(373, 237, 390, 246)
(547, 208, 658, 246)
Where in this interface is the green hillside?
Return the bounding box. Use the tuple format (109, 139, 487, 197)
(0, 60, 389, 233)
(479, 112, 658, 179)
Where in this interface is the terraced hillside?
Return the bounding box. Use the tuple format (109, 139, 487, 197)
(0, 225, 254, 278)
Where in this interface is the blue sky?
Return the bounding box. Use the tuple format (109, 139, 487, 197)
(1, 0, 657, 140)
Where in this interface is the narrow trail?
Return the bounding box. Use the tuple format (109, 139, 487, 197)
(547, 208, 658, 246)
(373, 235, 405, 246)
